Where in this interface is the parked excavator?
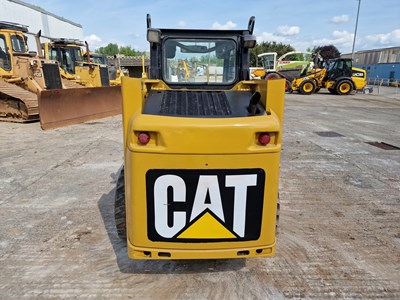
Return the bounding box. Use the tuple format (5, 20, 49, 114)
(0, 21, 62, 122)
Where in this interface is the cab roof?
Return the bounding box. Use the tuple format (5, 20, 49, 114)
(48, 38, 84, 46)
(0, 21, 28, 33)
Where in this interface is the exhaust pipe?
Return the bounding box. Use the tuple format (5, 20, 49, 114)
(85, 41, 91, 63)
(35, 30, 44, 59)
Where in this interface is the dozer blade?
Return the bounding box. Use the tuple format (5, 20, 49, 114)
(38, 86, 121, 130)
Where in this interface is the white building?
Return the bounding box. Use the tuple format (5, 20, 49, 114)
(0, 0, 83, 51)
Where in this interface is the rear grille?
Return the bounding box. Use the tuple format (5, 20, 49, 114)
(160, 91, 232, 116)
(42, 63, 62, 89)
(100, 66, 110, 86)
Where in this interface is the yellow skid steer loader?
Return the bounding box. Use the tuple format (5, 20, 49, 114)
(114, 15, 285, 260)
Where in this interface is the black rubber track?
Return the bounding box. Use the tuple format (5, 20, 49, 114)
(114, 166, 126, 240)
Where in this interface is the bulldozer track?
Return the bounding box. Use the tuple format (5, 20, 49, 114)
(0, 80, 39, 122)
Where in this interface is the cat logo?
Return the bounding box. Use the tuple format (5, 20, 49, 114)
(146, 169, 265, 242)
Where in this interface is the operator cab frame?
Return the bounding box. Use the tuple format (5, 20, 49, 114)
(0, 22, 30, 72)
(146, 14, 256, 90)
(45, 39, 84, 74)
(325, 58, 353, 80)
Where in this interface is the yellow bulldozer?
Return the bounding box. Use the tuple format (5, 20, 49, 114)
(114, 15, 285, 260)
(38, 36, 122, 129)
(0, 21, 63, 122)
(0, 21, 122, 129)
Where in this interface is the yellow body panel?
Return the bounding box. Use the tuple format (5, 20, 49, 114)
(73, 64, 102, 87)
(121, 77, 285, 259)
(352, 67, 367, 89)
(291, 69, 326, 91)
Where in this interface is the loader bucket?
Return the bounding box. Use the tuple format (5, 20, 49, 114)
(38, 86, 122, 130)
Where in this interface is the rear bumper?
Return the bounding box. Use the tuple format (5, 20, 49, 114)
(128, 239, 276, 260)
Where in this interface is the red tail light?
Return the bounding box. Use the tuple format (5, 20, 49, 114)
(258, 133, 271, 145)
(138, 132, 151, 145)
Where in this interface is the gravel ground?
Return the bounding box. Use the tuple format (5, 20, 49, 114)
(0, 89, 399, 299)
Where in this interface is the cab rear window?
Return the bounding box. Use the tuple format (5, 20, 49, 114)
(11, 35, 26, 53)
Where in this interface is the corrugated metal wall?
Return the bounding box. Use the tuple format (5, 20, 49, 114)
(342, 47, 400, 81)
(348, 47, 400, 65)
(355, 63, 400, 81)
(0, 0, 83, 51)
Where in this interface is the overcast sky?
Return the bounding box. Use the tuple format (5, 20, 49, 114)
(30, 0, 400, 54)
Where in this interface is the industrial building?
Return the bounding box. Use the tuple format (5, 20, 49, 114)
(343, 47, 400, 84)
(0, 0, 83, 51)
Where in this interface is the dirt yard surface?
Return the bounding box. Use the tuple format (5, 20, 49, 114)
(1, 89, 399, 299)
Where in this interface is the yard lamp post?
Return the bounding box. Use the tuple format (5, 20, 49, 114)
(351, 0, 361, 61)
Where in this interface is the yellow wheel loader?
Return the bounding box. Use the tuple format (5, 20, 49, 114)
(291, 58, 367, 95)
(0, 21, 63, 122)
(114, 15, 285, 260)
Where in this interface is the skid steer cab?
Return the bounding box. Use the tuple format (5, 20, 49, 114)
(114, 14, 285, 260)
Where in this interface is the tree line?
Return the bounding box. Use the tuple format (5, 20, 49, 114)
(250, 42, 341, 67)
(95, 43, 145, 56)
(96, 42, 341, 65)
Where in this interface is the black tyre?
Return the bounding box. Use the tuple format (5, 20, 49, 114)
(299, 79, 316, 95)
(265, 73, 280, 80)
(276, 192, 280, 234)
(114, 166, 126, 239)
(328, 88, 338, 94)
(335, 80, 353, 95)
(285, 79, 292, 93)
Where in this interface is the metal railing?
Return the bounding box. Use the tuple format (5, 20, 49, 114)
(366, 77, 399, 97)
(368, 77, 399, 87)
